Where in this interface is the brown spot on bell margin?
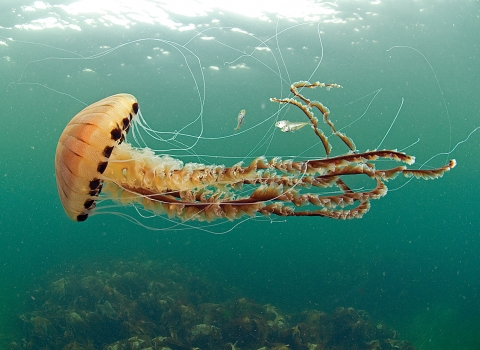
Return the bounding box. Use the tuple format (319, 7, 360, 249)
(76, 213, 88, 222)
(132, 102, 139, 114)
(122, 117, 130, 130)
(97, 161, 108, 174)
(89, 178, 101, 190)
(103, 146, 114, 158)
(84, 199, 95, 209)
(111, 127, 122, 141)
(89, 183, 103, 196)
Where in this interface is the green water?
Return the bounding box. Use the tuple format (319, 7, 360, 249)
(0, 1, 479, 349)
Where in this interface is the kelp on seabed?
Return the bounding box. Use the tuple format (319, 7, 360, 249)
(9, 258, 415, 350)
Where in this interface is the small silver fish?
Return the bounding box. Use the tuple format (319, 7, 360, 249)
(234, 109, 246, 131)
(275, 120, 310, 132)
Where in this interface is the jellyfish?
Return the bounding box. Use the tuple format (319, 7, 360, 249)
(55, 81, 455, 224)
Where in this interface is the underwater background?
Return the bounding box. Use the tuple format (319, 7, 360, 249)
(0, 0, 479, 349)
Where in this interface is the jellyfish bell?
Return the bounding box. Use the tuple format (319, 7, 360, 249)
(55, 83, 456, 226)
(55, 93, 139, 221)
